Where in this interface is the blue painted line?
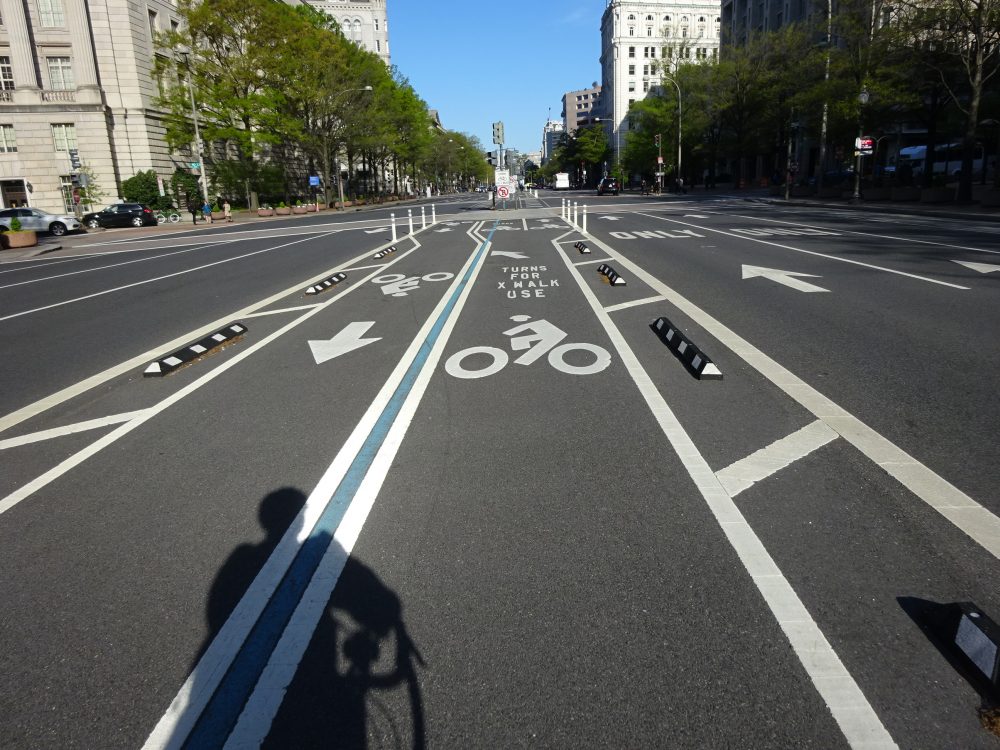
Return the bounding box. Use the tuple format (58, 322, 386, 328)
(184, 223, 498, 749)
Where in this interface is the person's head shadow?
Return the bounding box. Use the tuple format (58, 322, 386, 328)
(197, 487, 425, 749)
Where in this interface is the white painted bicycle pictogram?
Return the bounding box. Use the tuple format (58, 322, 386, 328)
(445, 316, 612, 379)
(373, 272, 454, 297)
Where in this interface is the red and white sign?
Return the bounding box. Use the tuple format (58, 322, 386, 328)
(657, 156, 664, 164)
(497, 185, 511, 199)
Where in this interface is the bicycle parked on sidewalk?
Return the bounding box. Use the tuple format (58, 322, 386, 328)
(155, 210, 181, 224)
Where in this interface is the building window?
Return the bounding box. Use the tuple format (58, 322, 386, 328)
(0, 124, 17, 152)
(628, 81, 635, 92)
(38, 0, 64, 27)
(0, 57, 15, 90)
(650, 47, 656, 58)
(170, 19, 179, 33)
(376, 40, 381, 52)
(148, 9, 157, 41)
(628, 26, 634, 36)
(643, 80, 649, 92)
(628, 46, 635, 58)
(51, 123, 77, 152)
(375, 19, 379, 30)
(647, 27, 653, 36)
(47, 57, 74, 90)
(628, 64, 635, 75)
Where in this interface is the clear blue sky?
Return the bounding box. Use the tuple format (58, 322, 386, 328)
(390, 0, 608, 156)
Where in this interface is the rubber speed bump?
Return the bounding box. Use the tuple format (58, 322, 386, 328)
(574, 241, 591, 254)
(596, 263, 626, 285)
(374, 245, 397, 260)
(305, 272, 347, 295)
(144, 323, 246, 377)
(650, 316, 722, 380)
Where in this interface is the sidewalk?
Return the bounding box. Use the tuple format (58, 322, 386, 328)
(0, 194, 434, 261)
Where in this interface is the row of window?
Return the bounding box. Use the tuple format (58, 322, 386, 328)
(627, 14, 716, 23)
(0, 55, 78, 91)
(0, 122, 78, 153)
(627, 25, 718, 38)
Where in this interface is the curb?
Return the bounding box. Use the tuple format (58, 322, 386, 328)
(650, 316, 722, 380)
(596, 263, 626, 286)
(143, 322, 247, 377)
(305, 272, 347, 296)
(574, 241, 592, 254)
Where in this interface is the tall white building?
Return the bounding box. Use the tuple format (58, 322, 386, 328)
(540, 120, 564, 165)
(600, 0, 721, 164)
(297, 0, 390, 66)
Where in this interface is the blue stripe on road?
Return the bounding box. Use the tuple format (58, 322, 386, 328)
(184, 223, 498, 749)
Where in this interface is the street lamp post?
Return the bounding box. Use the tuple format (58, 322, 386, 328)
(334, 85, 373, 210)
(852, 88, 869, 203)
(179, 53, 210, 210)
(662, 74, 682, 192)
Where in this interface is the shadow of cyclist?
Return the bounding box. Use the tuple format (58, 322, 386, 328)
(198, 488, 425, 749)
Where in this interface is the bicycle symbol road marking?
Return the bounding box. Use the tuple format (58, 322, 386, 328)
(445, 315, 611, 379)
(372, 272, 454, 297)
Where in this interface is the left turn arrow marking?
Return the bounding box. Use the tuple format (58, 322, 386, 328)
(309, 322, 381, 364)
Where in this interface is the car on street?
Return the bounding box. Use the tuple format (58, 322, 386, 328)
(0, 207, 82, 236)
(82, 203, 158, 229)
(597, 177, 620, 195)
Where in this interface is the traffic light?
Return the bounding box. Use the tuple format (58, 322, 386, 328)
(654, 134, 661, 147)
(492, 121, 504, 145)
(69, 148, 81, 170)
(485, 150, 495, 165)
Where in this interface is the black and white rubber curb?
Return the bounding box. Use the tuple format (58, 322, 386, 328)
(143, 323, 247, 377)
(574, 241, 591, 254)
(596, 263, 626, 286)
(650, 316, 722, 380)
(305, 272, 347, 295)
(374, 245, 397, 260)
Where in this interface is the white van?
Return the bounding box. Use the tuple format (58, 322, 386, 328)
(553, 173, 570, 190)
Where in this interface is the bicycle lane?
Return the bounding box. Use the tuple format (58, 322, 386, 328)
(258, 220, 858, 747)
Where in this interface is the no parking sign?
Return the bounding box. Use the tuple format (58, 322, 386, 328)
(497, 185, 511, 199)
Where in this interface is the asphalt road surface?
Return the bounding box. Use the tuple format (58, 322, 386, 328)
(2, 189, 999, 749)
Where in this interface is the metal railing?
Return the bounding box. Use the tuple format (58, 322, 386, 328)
(41, 89, 75, 102)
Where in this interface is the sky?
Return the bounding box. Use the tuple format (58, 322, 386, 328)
(389, 0, 609, 156)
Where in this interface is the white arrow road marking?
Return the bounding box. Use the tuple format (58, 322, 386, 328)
(684, 214, 710, 218)
(742, 264, 829, 293)
(309, 322, 380, 364)
(953, 260, 1000, 274)
(364, 228, 389, 234)
(434, 228, 453, 232)
(491, 250, 528, 259)
(599, 216, 621, 221)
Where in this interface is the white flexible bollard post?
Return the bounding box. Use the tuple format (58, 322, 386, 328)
(582, 205, 588, 234)
(573, 202, 579, 227)
(561, 198, 566, 220)
(432, 204, 437, 224)
(391, 214, 397, 242)
(408, 209, 414, 235)
(421, 206, 426, 229)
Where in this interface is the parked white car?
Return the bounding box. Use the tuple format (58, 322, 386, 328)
(0, 207, 82, 236)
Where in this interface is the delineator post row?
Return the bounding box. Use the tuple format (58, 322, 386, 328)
(143, 323, 247, 377)
(650, 316, 722, 380)
(574, 241, 592, 255)
(305, 272, 347, 296)
(596, 263, 626, 286)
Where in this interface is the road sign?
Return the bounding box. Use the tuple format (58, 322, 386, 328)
(855, 136, 874, 156)
(157, 176, 165, 197)
(309, 175, 320, 187)
(189, 162, 201, 169)
(497, 185, 511, 199)
(657, 156, 664, 164)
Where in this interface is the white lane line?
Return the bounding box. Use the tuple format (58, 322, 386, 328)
(340, 263, 385, 272)
(603, 295, 666, 313)
(716, 420, 839, 497)
(554, 237, 897, 750)
(522, 218, 529, 231)
(574, 257, 614, 267)
(217, 222, 494, 749)
(636, 212, 970, 290)
(0, 236, 408, 436)
(0, 241, 423, 517)
(0, 234, 328, 323)
(716, 211, 1000, 256)
(584, 231, 1000, 560)
(242, 304, 322, 319)
(0, 239, 241, 290)
(0, 253, 102, 274)
(0, 410, 150, 450)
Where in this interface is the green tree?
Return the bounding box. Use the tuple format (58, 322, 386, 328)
(121, 170, 173, 209)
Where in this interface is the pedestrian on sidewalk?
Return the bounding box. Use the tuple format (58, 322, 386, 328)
(202, 201, 212, 223)
(187, 194, 199, 225)
(223, 200, 232, 223)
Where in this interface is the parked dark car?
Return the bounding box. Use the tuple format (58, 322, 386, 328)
(82, 203, 158, 229)
(597, 177, 620, 196)
(0, 207, 81, 235)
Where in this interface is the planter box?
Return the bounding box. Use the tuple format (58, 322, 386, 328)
(863, 187, 890, 201)
(305, 205, 317, 212)
(1, 230, 38, 249)
(275, 207, 291, 215)
(335, 201, 353, 208)
(292, 206, 308, 214)
(921, 187, 954, 204)
(257, 208, 274, 217)
(980, 190, 1000, 207)
(891, 187, 921, 201)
